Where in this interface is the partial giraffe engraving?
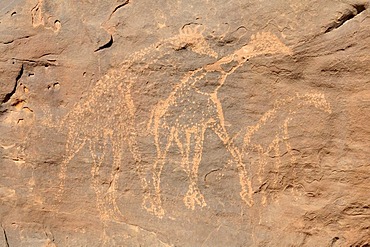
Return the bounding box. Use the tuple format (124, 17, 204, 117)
(241, 92, 332, 205)
(57, 69, 139, 221)
(144, 32, 292, 217)
(56, 24, 218, 221)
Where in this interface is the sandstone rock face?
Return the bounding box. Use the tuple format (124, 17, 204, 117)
(0, 0, 369, 246)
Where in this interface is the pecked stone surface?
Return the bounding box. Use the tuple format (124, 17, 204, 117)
(0, 0, 369, 246)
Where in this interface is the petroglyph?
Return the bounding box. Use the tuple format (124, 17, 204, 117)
(144, 32, 292, 217)
(31, 0, 61, 32)
(55, 24, 330, 220)
(56, 24, 217, 221)
(31, 0, 44, 27)
(241, 92, 332, 205)
(57, 69, 139, 221)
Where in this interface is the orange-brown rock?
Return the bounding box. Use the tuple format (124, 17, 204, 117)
(0, 0, 369, 246)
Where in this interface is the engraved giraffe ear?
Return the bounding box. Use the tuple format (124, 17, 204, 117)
(247, 31, 292, 56)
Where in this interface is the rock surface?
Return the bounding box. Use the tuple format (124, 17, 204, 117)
(0, 0, 369, 246)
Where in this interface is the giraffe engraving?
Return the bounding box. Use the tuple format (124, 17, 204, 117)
(56, 24, 218, 221)
(144, 32, 292, 217)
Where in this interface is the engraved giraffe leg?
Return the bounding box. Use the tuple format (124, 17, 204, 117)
(143, 127, 175, 217)
(105, 131, 127, 221)
(89, 136, 110, 221)
(90, 132, 122, 244)
(120, 89, 155, 216)
(183, 127, 207, 210)
(123, 105, 149, 199)
(212, 122, 254, 206)
(57, 129, 87, 202)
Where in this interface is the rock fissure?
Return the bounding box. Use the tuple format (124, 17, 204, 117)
(108, 0, 130, 20)
(94, 35, 114, 52)
(1, 36, 31, 45)
(2, 65, 23, 104)
(11, 58, 57, 67)
(1, 226, 9, 247)
(325, 4, 367, 33)
(203, 168, 222, 183)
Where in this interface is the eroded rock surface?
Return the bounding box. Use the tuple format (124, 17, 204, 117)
(0, 0, 369, 246)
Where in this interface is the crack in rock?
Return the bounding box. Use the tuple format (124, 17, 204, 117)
(2, 64, 23, 104)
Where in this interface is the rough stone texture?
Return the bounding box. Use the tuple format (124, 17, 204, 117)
(0, 0, 370, 246)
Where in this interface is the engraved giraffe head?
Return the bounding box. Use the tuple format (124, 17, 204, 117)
(172, 24, 218, 58)
(235, 32, 292, 62)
